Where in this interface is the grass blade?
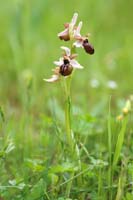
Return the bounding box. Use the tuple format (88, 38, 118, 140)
(107, 97, 112, 200)
(113, 117, 127, 168)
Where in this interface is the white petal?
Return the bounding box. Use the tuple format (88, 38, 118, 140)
(61, 46, 71, 56)
(58, 28, 68, 37)
(71, 13, 78, 27)
(43, 75, 59, 82)
(70, 59, 83, 69)
(53, 57, 63, 66)
(74, 21, 82, 37)
(73, 40, 83, 48)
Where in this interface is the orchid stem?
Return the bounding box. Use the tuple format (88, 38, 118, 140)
(64, 45, 82, 198)
(64, 76, 73, 150)
(64, 75, 75, 198)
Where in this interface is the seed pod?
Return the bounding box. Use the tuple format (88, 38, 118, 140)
(59, 59, 73, 76)
(83, 39, 94, 55)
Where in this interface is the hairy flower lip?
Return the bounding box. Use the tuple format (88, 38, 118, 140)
(59, 63, 73, 76)
(82, 39, 95, 55)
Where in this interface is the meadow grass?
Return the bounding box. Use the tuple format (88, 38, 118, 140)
(0, 0, 133, 199)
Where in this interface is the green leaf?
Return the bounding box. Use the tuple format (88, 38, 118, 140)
(29, 179, 44, 200)
(50, 162, 78, 173)
(25, 159, 45, 172)
(113, 118, 127, 167)
(48, 173, 58, 185)
(0, 106, 5, 122)
(5, 142, 15, 154)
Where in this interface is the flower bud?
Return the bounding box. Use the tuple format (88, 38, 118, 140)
(116, 115, 123, 121)
(122, 100, 131, 115)
(122, 108, 129, 115)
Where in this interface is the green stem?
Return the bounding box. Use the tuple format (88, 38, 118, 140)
(64, 76, 73, 150)
(65, 171, 75, 198)
(64, 76, 74, 198)
(64, 43, 76, 149)
(63, 44, 81, 198)
(108, 97, 113, 200)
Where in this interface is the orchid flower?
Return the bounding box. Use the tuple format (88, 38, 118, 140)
(44, 46, 83, 82)
(58, 13, 94, 54)
(73, 22, 95, 55)
(58, 13, 78, 41)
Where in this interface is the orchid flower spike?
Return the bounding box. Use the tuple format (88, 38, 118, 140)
(44, 13, 95, 83)
(44, 46, 83, 83)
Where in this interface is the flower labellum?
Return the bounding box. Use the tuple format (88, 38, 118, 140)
(82, 39, 94, 55)
(59, 59, 73, 76)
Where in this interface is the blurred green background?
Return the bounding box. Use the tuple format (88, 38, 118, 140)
(0, 0, 132, 116)
(0, 0, 133, 199)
